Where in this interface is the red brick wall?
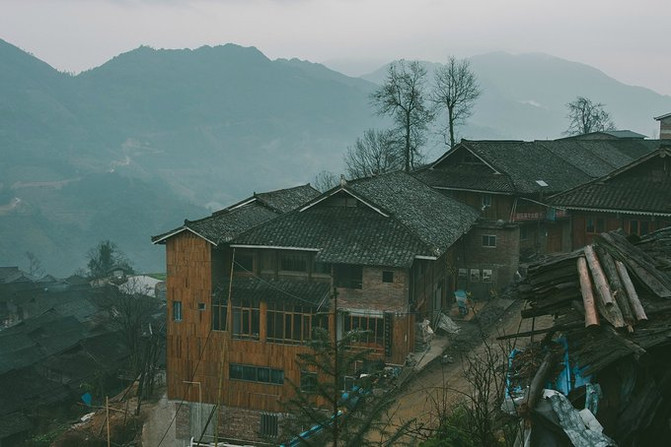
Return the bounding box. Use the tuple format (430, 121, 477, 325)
(337, 266, 408, 313)
(459, 224, 520, 297)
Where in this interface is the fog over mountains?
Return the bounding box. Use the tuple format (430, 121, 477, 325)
(2, 39, 670, 275)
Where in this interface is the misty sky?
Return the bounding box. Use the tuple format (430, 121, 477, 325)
(2, 0, 670, 95)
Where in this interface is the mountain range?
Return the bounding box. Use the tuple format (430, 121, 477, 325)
(1, 38, 670, 275)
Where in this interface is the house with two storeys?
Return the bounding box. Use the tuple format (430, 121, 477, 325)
(152, 172, 479, 443)
(550, 144, 671, 248)
(414, 138, 658, 295)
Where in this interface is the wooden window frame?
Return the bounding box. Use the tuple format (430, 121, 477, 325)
(229, 363, 284, 385)
(172, 301, 182, 322)
(266, 303, 315, 344)
(344, 314, 384, 347)
(231, 299, 260, 340)
(481, 235, 497, 248)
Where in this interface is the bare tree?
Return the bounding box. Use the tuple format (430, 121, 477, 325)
(344, 128, 402, 179)
(313, 170, 340, 192)
(370, 60, 433, 172)
(86, 240, 133, 280)
(432, 57, 482, 148)
(25, 251, 44, 277)
(565, 96, 616, 135)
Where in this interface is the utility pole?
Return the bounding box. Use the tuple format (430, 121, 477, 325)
(333, 286, 339, 447)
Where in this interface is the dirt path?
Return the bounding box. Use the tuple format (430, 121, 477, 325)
(378, 298, 552, 441)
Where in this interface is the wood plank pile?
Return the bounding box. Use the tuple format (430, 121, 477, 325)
(518, 229, 671, 375)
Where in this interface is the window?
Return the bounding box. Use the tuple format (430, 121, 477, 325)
(234, 252, 254, 273)
(280, 253, 307, 272)
(229, 363, 284, 385)
(482, 235, 496, 247)
(172, 301, 182, 322)
(482, 269, 493, 283)
(596, 218, 605, 233)
(198, 302, 206, 311)
(587, 216, 605, 234)
(260, 413, 279, 438)
(344, 314, 384, 346)
(382, 271, 394, 283)
(300, 371, 318, 393)
(481, 194, 492, 208)
(641, 221, 650, 236)
(334, 265, 363, 289)
(231, 298, 260, 339)
(470, 269, 480, 282)
(629, 219, 650, 236)
(266, 302, 326, 344)
(212, 301, 227, 331)
(586, 217, 595, 234)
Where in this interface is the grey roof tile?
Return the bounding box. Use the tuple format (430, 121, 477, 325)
(152, 184, 320, 245)
(422, 139, 660, 196)
(233, 172, 479, 267)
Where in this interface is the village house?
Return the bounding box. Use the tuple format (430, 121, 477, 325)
(414, 137, 659, 296)
(550, 144, 671, 248)
(152, 173, 479, 443)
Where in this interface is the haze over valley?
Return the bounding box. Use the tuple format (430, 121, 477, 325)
(2, 38, 670, 275)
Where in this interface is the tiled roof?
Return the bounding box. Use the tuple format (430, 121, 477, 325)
(0, 310, 86, 375)
(550, 147, 671, 215)
(347, 171, 479, 253)
(152, 184, 320, 245)
(420, 139, 660, 196)
(233, 171, 479, 267)
(185, 202, 279, 245)
(214, 277, 330, 308)
(255, 184, 321, 213)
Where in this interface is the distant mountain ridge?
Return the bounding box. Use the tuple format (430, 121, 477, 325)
(0, 40, 382, 275)
(359, 51, 671, 142)
(1, 39, 670, 275)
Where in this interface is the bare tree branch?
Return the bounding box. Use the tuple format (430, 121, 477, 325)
(432, 57, 482, 148)
(370, 60, 433, 172)
(565, 96, 616, 135)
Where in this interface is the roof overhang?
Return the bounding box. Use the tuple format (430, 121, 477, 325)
(432, 186, 514, 196)
(151, 226, 218, 246)
(229, 244, 321, 252)
(560, 206, 671, 217)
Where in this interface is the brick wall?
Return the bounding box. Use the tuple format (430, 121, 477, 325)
(459, 224, 519, 297)
(174, 402, 287, 444)
(337, 266, 408, 313)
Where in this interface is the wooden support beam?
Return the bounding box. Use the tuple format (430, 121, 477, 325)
(616, 260, 648, 322)
(597, 247, 635, 327)
(583, 245, 614, 306)
(577, 257, 599, 328)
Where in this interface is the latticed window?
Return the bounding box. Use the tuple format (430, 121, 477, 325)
(279, 253, 307, 272)
(230, 364, 284, 385)
(344, 314, 384, 346)
(231, 298, 260, 339)
(266, 302, 326, 343)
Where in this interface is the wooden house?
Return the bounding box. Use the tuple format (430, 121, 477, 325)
(415, 138, 659, 296)
(550, 145, 671, 249)
(152, 174, 479, 443)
